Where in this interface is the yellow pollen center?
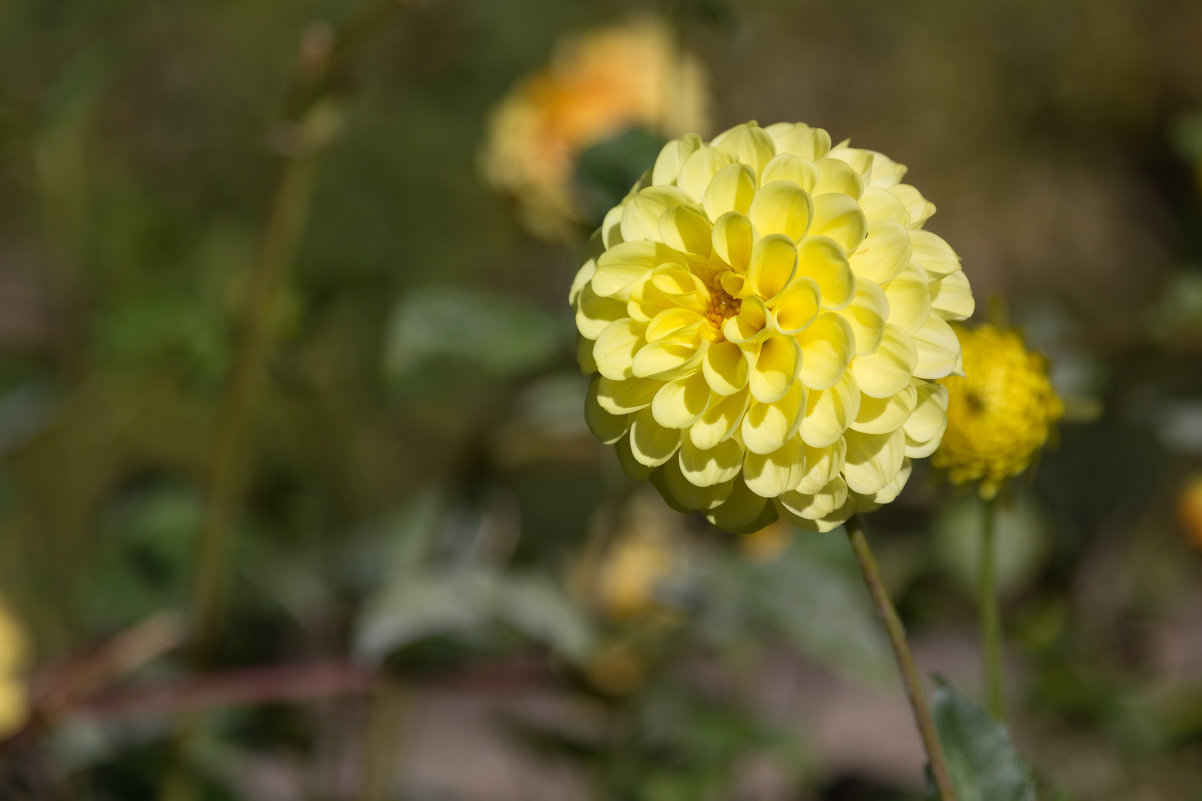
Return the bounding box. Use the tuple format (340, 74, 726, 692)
(703, 286, 741, 341)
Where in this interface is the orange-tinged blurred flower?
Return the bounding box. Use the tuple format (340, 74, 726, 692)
(932, 324, 1062, 499)
(481, 17, 709, 239)
(1178, 474, 1202, 550)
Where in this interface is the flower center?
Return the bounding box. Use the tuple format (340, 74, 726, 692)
(703, 285, 742, 341)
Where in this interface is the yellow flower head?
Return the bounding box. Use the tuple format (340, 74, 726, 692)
(932, 324, 1062, 498)
(571, 121, 975, 533)
(480, 16, 709, 239)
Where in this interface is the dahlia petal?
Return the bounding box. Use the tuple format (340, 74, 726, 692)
(585, 378, 631, 444)
(654, 455, 734, 512)
(595, 375, 664, 414)
(763, 122, 831, 161)
(858, 186, 910, 227)
(813, 157, 864, 198)
(703, 164, 757, 220)
(870, 460, 912, 505)
(779, 477, 848, 523)
(592, 241, 685, 300)
(837, 279, 888, 356)
(849, 219, 912, 284)
(702, 340, 751, 395)
(652, 133, 703, 186)
(629, 408, 683, 467)
(903, 381, 948, 456)
(645, 307, 705, 343)
(850, 323, 918, 398)
(569, 246, 598, 308)
(892, 184, 935, 228)
(909, 230, 960, 275)
(748, 181, 814, 241)
(810, 193, 867, 254)
(743, 437, 807, 498)
(760, 152, 818, 191)
(882, 264, 932, 334)
(601, 204, 625, 249)
(747, 233, 798, 301)
(631, 335, 703, 379)
(912, 315, 962, 379)
(620, 186, 691, 243)
(576, 335, 596, 374)
(797, 236, 855, 310)
(575, 283, 627, 340)
(593, 318, 645, 380)
(647, 265, 709, 304)
(797, 313, 855, 390)
(719, 270, 747, 299)
(677, 146, 739, 202)
(842, 428, 905, 495)
(866, 151, 907, 188)
(706, 478, 778, 534)
(711, 122, 776, 178)
(796, 439, 847, 494)
(827, 145, 874, 178)
(851, 383, 918, 434)
(657, 204, 712, 256)
(741, 381, 805, 455)
(798, 370, 860, 448)
(690, 388, 749, 449)
(749, 334, 802, 404)
(770, 277, 821, 335)
(722, 295, 771, 344)
(614, 434, 652, 480)
(651, 371, 711, 428)
(929, 269, 975, 319)
(711, 211, 755, 271)
(679, 436, 744, 487)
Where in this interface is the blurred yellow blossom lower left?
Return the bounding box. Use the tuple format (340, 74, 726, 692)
(0, 597, 28, 738)
(480, 16, 709, 239)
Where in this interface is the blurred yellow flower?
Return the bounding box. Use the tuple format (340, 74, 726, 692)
(0, 598, 28, 738)
(571, 121, 974, 533)
(480, 16, 709, 239)
(573, 492, 685, 621)
(1177, 474, 1202, 550)
(932, 324, 1062, 499)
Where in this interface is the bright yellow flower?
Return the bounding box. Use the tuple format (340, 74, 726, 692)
(480, 16, 709, 240)
(0, 598, 28, 738)
(1178, 474, 1202, 551)
(932, 324, 1062, 498)
(571, 121, 974, 532)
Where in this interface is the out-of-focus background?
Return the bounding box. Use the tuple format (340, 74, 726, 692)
(1, 0, 1202, 799)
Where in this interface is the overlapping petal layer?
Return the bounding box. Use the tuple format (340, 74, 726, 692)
(572, 121, 974, 532)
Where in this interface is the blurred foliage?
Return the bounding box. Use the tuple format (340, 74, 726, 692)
(0, 0, 1199, 799)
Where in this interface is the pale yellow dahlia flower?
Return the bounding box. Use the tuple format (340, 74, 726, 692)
(480, 17, 708, 240)
(571, 121, 975, 533)
(932, 324, 1062, 499)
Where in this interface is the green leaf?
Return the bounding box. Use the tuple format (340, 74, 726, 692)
(931, 677, 1037, 801)
(574, 126, 667, 227)
(382, 285, 568, 384)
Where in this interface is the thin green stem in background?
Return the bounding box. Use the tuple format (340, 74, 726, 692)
(979, 496, 1004, 721)
(845, 515, 959, 801)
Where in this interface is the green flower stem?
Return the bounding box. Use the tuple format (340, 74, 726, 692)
(980, 496, 1004, 720)
(845, 515, 958, 801)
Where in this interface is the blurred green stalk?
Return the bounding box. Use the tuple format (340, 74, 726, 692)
(980, 497, 1004, 720)
(163, 5, 411, 799)
(845, 516, 958, 801)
